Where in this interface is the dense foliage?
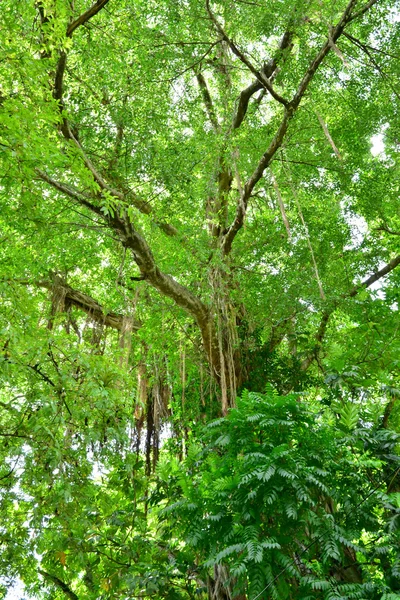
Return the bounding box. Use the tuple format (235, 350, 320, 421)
(1, 0, 400, 597)
(157, 390, 400, 599)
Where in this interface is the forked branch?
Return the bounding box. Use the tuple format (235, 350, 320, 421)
(222, 0, 371, 255)
(205, 0, 289, 106)
(233, 29, 294, 129)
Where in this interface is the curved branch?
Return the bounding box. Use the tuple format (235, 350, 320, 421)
(233, 29, 295, 129)
(300, 254, 400, 371)
(205, 0, 289, 106)
(66, 0, 111, 37)
(35, 173, 221, 381)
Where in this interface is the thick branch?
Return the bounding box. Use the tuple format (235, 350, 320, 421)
(382, 392, 399, 429)
(66, 0, 111, 37)
(36, 174, 221, 378)
(233, 79, 263, 130)
(39, 569, 79, 600)
(35, 277, 142, 331)
(51, 0, 111, 117)
(291, 0, 359, 110)
(222, 108, 291, 254)
(53, 52, 67, 102)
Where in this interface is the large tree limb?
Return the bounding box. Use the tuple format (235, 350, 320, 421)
(39, 569, 79, 600)
(222, 108, 291, 254)
(37, 175, 222, 382)
(34, 175, 205, 329)
(300, 254, 400, 371)
(233, 79, 263, 130)
(222, 0, 366, 254)
(35, 277, 142, 332)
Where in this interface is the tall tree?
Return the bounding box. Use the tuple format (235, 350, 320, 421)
(1, 1, 400, 597)
(1, 0, 399, 411)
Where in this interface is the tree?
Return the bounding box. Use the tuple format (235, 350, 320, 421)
(157, 389, 400, 599)
(0, 0, 399, 598)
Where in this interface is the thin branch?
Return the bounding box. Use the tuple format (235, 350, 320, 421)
(300, 311, 330, 371)
(29, 363, 56, 388)
(37, 167, 179, 238)
(283, 161, 326, 299)
(65, 127, 181, 236)
(348, 0, 380, 22)
(316, 113, 343, 162)
(376, 224, 400, 236)
(300, 254, 400, 370)
(343, 32, 400, 102)
(163, 41, 221, 82)
(0, 455, 21, 481)
(271, 172, 291, 240)
(348, 254, 400, 297)
(291, 0, 359, 110)
(35, 170, 103, 216)
(231, 26, 294, 130)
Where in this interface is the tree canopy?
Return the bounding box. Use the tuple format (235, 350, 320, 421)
(0, 0, 400, 598)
